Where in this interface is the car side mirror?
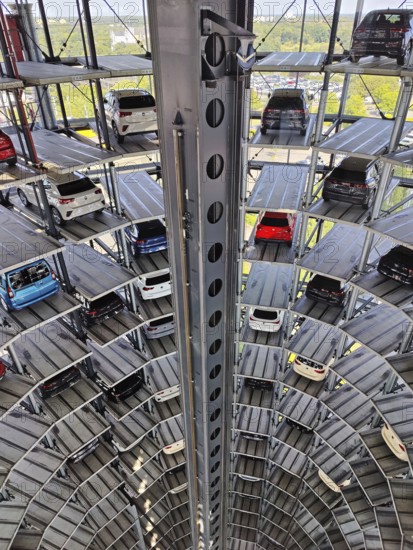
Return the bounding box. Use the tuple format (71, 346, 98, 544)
(308, 94, 314, 101)
(103, 98, 108, 104)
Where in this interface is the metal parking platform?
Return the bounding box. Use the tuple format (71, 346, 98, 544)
(78, 54, 153, 77)
(315, 118, 413, 159)
(253, 52, 326, 72)
(249, 115, 316, 150)
(247, 164, 308, 212)
(242, 263, 293, 309)
(324, 56, 403, 77)
(119, 170, 165, 222)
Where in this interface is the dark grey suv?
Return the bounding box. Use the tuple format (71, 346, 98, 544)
(322, 157, 379, 209)
(350, 9, 413, 65)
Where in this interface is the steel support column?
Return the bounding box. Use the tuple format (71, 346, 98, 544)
(148, 2, 254, 548)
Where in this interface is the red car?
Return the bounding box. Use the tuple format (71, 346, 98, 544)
(254, 212, 296, 247)
(0, 360, 6, 381)
(0, 130, 17, 166)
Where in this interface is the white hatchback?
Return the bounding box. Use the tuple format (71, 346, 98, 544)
(293, 355, 331, 382)
(17, 172, 105, 226)
(248, 307, 284, 332)
(381, 423, 408, 462)
(137, 269, 171, 300)
(318, 468, 351, 493)
(154, 384, 180, 403)
(163, 439, 185, 455)
(142, 314, 175, 340)
(103, 89, 157, 143)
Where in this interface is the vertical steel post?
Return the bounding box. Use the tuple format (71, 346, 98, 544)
(148, 1, 253, 547)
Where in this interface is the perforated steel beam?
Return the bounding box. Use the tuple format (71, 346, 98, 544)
(148, 2, 254, 548)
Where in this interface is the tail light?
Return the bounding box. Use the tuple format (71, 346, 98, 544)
(147, 327, 157, 331)
(314, 369, 325, 374)
(400, 443, 406, 452)
(264, 108, 276, 114)
(135, 239, 146, 244)
(7, 287, 13, 298)
(51, 270, 56, 280)
(143, 287, 154, 291)
(94, 189, 102, 195)
(119, 111, 132, 117)
(294, 109, 305, 113)
(390, 27, 408, 37)
(58, 198, 75, 204)
(86, 310, 97, 316)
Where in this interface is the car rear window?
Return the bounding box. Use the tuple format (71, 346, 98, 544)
(329, 168, 367, 184)
(113, 372, 142, 393)
(261, 216, 289, 227)
(362, 12, 408, 26)
(8, 262, 51, 289)
(57, 178, 96, 196)
(148, 315, 174, 328)
(296, 356, 317, 368)
(119, 95, 155, 109)
(310, 275, 341, 290)
(137, 221, 166, 238)
(145, 273, 170, 285)
(252, 309, 279, 321)
(268, 97, 303, 110)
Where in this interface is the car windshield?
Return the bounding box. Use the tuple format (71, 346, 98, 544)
(148, 315, 174, 328)
(8, 262, 51, 289)
(268, 97, 303, 109)
(114, 372, 142, 393)
(57, 178, 96, 196)
(261, 216, 289, 227)
(252, 309, 279, 320)
(119, 95, 155, 109)
(137, 221, 166, 238)
(145, 273, 170, 285)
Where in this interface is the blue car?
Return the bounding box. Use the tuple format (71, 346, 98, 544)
(125, 219, 168, 255)
(0, 259, 59, 311)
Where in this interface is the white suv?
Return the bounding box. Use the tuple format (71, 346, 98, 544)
(103, 89, 157, 143)
(17, 172, 105, 226)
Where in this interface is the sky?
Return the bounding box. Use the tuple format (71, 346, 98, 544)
(36, 0, 409, 20)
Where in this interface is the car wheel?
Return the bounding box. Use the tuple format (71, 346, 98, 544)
(403, 42, 412, 66)
(322, 192, 330, 202)
(7, 157, 17, 167)
(260, 127, 267, 135)
(300, 126, 307, 136)
(17, 189, 31, 207)
(0, 297, 10, 313)
(112, 122, 124, 144)
(51, 207, 64, 226)
(363, 190, 375, 210)
(287, 240, 293, 248)
(350, 54, 360, 63)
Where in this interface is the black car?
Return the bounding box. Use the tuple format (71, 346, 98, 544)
(101, 371, 144, 403)
(305, 274, 348, 307)
(350, 9, 413, 65)
(377, 245, 413, 284)
(39, 366, 81, 399)
(260, 88, 310, 136)
(322, 157, 379, 209)
(79, 292, 125, 326)
(69, 438, 100, 463)
(285, 417, 313, 434)
(244, 377, 274, 391)
(166, 463, 186, 476)
(240, 431, 267, 442)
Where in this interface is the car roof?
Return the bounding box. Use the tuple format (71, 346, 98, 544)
(106, 89, 153, 98)
(336, 157, 375, 172)
(270, 88, 305, 97)
(367, 9, 413, 15)
(262, 211, 290, 218)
